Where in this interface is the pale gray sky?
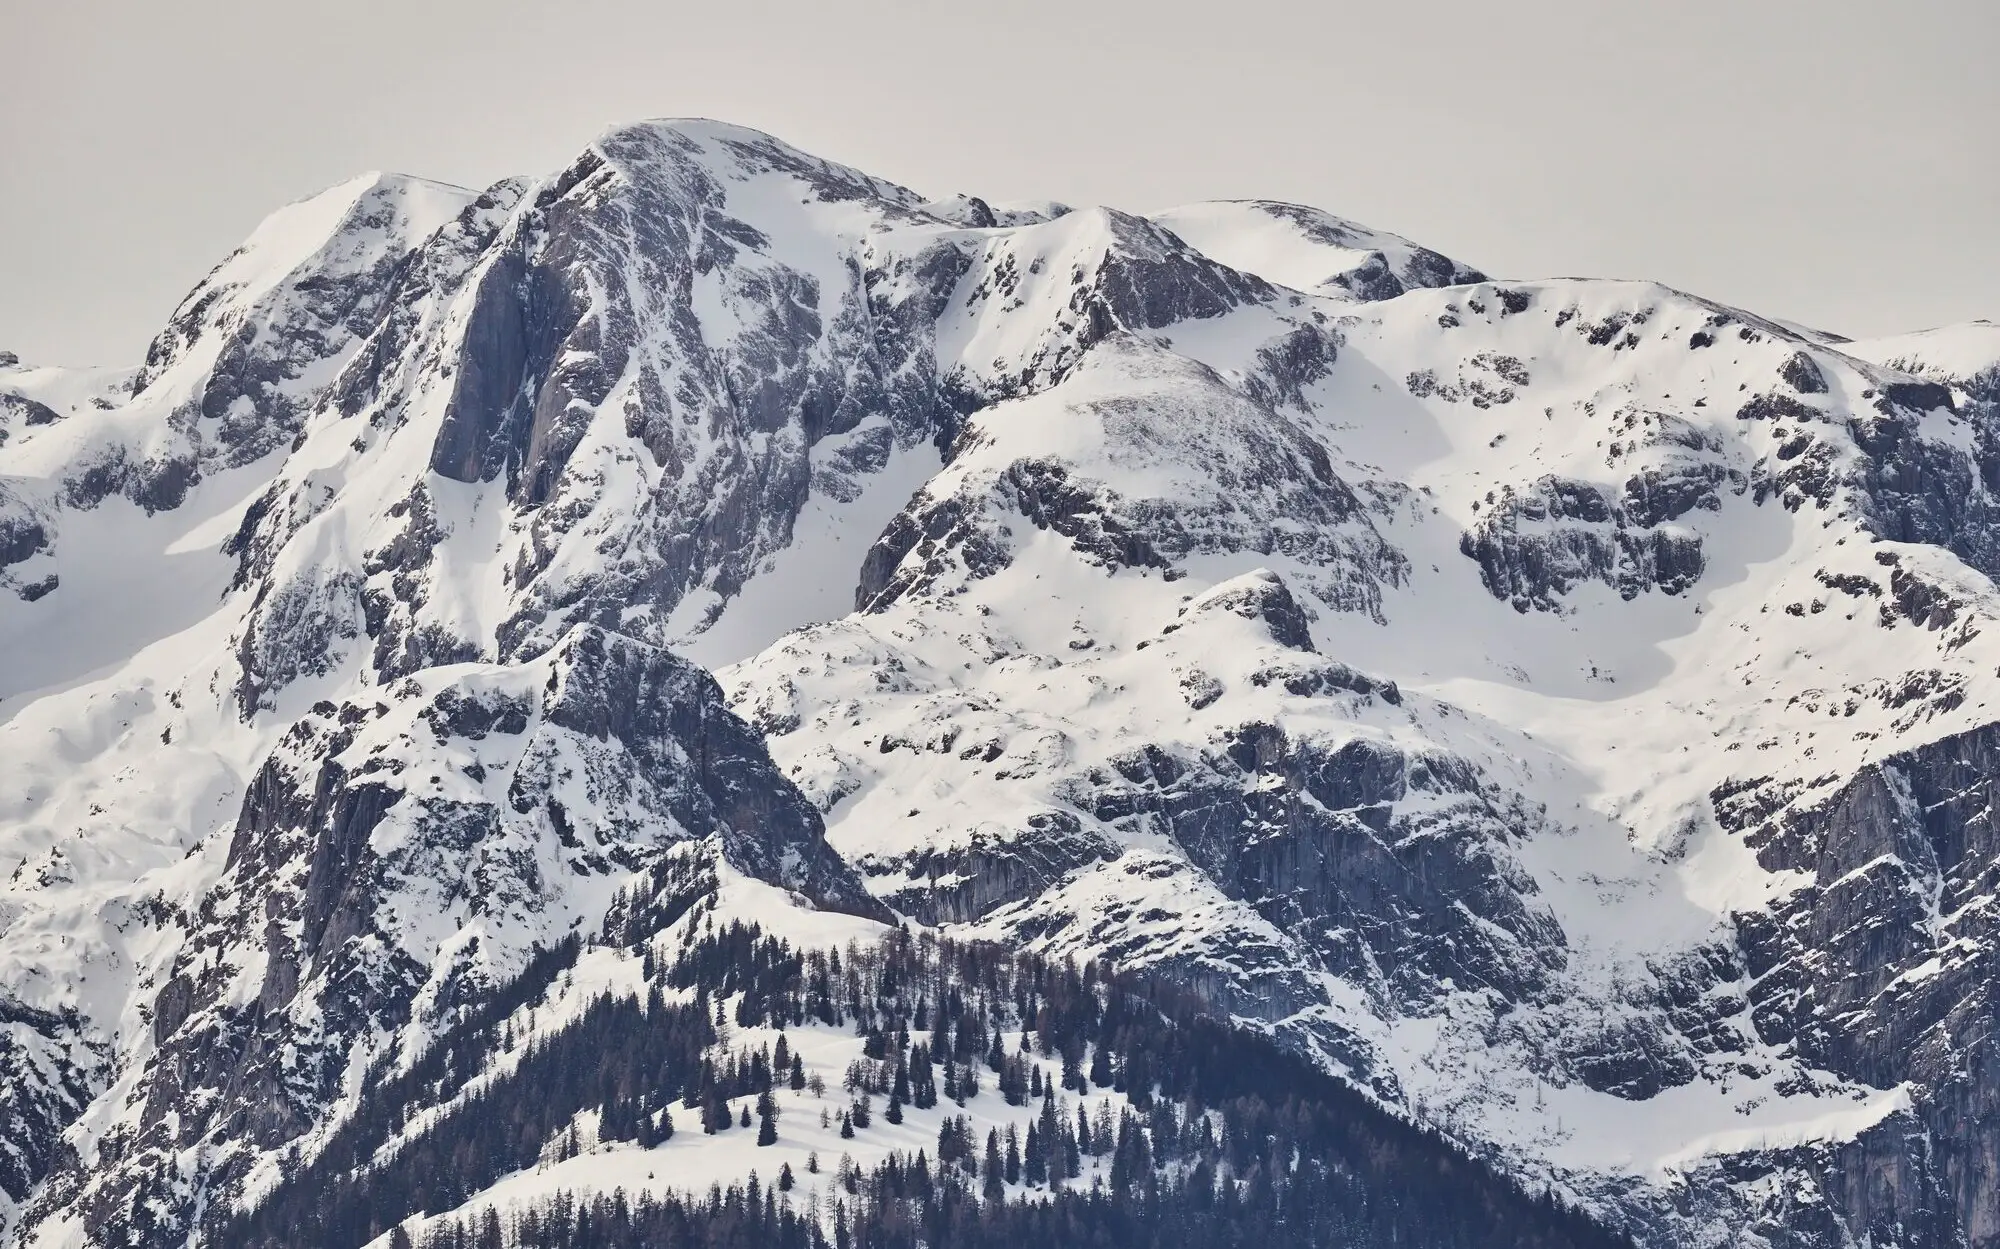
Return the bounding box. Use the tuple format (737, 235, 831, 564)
(4, 0, 1994, 367)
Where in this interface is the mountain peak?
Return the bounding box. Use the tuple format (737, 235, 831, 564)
(586, 116, 927, 210)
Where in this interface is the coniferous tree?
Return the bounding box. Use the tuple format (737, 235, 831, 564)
(911, 1044, 938, 1109)
(1000, 1054, 1029, 1105)
(983, 1131, 1005, 1201)
(755, 1089, 779, 1146)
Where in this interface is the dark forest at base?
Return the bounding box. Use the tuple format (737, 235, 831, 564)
(222, 865, 1631, 1249)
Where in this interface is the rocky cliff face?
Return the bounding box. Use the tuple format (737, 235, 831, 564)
(3, 120, 1999, 1248)
(1727, 721, 2000, 1248)
(18, 627, 880, 1248)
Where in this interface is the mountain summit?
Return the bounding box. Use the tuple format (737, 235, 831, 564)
(3, 119, 1998, 1249)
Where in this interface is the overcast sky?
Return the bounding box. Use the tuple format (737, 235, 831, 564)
(5, 0, 1993, 367)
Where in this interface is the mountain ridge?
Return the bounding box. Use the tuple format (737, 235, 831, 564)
(2, 117, 1997, 1248)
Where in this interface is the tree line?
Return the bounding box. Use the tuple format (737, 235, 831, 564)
(215, 876, 1630, 1249)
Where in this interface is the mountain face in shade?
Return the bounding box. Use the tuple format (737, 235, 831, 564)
(2, 118, 1998, 1249)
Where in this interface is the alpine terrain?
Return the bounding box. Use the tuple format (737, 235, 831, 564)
(2, 119, 1998, 1248)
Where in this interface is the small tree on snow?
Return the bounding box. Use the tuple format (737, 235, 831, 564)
(756, 1089, 780, 1146)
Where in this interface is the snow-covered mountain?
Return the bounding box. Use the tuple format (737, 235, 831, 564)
(3, 118, 1998, 1249)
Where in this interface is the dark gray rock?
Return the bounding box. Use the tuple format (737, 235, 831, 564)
(0, 997, 100, 1226)
(1066, 725, 1568, 1015)
(1165, 569, 1318, 652)
(0, 392, 61, 431)
(0, 504, 47, 569)
(1728, 720, 2000, 1247)
(1782, 351, 1830, 394)
(867, 810, 1120, 926)
(1460, 472, 1713, 612)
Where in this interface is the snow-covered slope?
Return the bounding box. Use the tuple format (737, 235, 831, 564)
(3, 118, 1997, 1249)
(1150, 199, 1486, 301)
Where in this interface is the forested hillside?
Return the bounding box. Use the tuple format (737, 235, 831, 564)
(223, 863, 1629, 1249)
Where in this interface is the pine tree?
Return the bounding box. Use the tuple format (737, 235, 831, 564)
(911, 1044, 938, 1109)
(983, 1131, 1005, 1201)
(937, 1114, 977, 1170)
(1001, 1054, 1028, 1105)
(1089, 1040, 1113, 1089)
(756, 1089, 779, 1146)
